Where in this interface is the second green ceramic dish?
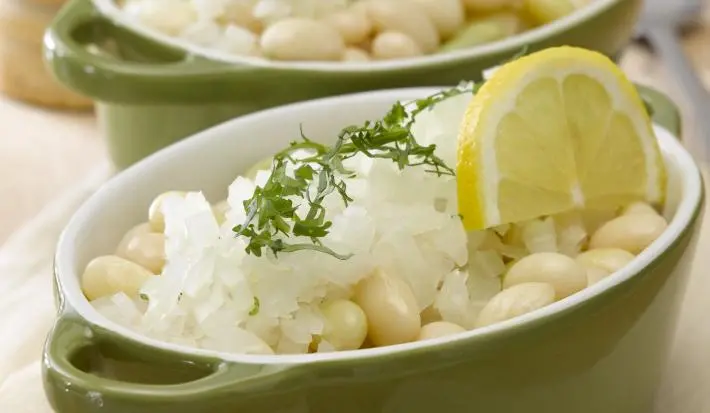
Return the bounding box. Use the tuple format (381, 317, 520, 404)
(44, 0, 643, 168)
(44, 86, 704, 413)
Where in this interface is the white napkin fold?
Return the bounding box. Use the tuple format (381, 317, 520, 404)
(0, 163, 112, 411)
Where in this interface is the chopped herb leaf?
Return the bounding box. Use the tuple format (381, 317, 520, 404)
(233, 82, 476, 259)
(249, 296, 260, 316)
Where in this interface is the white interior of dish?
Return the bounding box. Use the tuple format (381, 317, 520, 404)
(56, 87, 702, 365)
(91, 0, 621, 72)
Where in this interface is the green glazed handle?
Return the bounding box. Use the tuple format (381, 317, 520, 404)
(45, 0, 251, 104)
(636, 84, 682, 138)
(43, 313, 299, 413)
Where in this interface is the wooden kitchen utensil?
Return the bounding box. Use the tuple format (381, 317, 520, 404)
(0, 0, 93, 109)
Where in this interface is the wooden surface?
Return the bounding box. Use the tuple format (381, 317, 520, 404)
(0, 0, 94, 108)
(1, 5, 710, 412)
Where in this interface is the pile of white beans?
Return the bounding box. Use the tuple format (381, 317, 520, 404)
(82, 175, 668, 352)
(119, 0, 593, 62)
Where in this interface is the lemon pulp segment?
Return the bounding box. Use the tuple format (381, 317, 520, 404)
(457, 47, 666, 230)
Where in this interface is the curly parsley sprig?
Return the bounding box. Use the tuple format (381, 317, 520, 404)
(233, 82, 477, 259)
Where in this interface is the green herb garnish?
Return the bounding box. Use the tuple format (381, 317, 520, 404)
(249, 296, 260, 316)
(233, 82, 477, 259)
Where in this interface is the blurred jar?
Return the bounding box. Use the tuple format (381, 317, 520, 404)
(0, 0, 93, 109)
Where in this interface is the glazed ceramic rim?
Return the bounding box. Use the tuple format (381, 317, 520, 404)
(92, 0, 621, 72)
(56, 87, 702, 366)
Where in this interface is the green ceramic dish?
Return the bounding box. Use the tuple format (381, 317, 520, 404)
(44, 0, 643, 169)
(44, 86, 703, 413)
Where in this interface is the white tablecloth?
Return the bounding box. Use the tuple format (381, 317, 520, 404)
(0, 164, 111, 412)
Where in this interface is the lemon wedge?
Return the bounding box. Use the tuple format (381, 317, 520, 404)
(457, 47, 666, 230)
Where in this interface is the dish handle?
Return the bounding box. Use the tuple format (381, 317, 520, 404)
(636, 84, 682, 138)
(43, 313, 301, 413)
(44, 0, 252, 105)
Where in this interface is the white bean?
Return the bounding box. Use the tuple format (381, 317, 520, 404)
(115, 232, 166, 274)
(350, 1, 371, 16)
(324, 10, 373, 44)
(353, 270, 421, 346)
(116, 222, 153, 254)
(218, 25, 260, 56)
(524, 0, 576, 24)
(260, 18, 345, 61)
(217, 1, 263, 33)
(440, 12, 523, 51)
(462, 0, 515, 12)
(320, 299, 368, 350)
(411, 0, 465, 39)
(576, 248, 635, 274)
(127, 0, 196, 36)
(365, 0, 440, 53)
(371, 32, 423, 60)
(420, 305, 442, 325)
(580, 208, 618, 234)
(148, 191, 186, 232)
(589, 214, 668, 254)
(585, 266, 610, 286)
(82, 255, 155, 301)
(342, 47, 371, 62)
(621, 201, 660, 217)
(503, 252, 587, 299)
(417, 321, 466, 341)
(475, 282, 555, 328)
